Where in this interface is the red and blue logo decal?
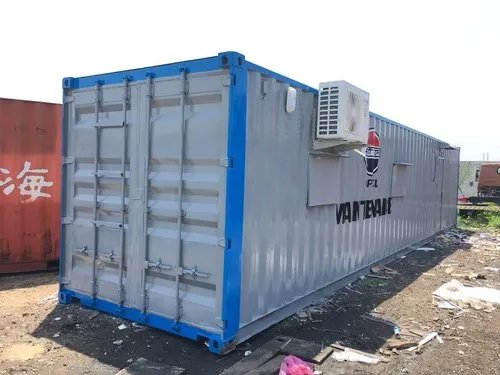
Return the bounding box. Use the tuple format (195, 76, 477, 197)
(364, 128, 381, 176)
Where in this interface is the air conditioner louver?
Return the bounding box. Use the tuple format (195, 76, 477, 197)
(316, 81, 369, 147)
(318, 85, 340, 137)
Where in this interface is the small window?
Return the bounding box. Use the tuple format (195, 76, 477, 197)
(307, 155, 342, 206)
(391, 163, 412, 197)
(497, 167, 500, 175)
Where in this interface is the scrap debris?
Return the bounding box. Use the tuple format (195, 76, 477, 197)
(428, 229, 468, 249)
(432, 279, 500, 311)
(393, 326, 401, 339)
(330, 343, 384, 364)
(88, 311, 100, 320)
(366, 274, 390, 280)
(484, 267, 499, 272)
(361, 313, 396, 327)
(345, 284, 363, 295)
(116, 357, 185, 375)
(407, 332, 439, 351)
(312, 348, 334, 364)
(416, 247, 435, 252)
(331, 350, 379, 364)
(445, 272, 488, 280)
(386, 340, 419, 351)
(295, 304, 328, 322)
(370, 265, 400, 278)
(384, 330, 441, 355)
(221, 336, 324, 375)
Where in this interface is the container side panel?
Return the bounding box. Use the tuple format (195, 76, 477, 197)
(61, 70, 229, 333)
(0, 99, 61, 273)
(441, 148, 460, 227)
(239, 73, 459, 332)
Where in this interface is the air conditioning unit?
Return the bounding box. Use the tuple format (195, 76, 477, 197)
(315, 81, 369, 150)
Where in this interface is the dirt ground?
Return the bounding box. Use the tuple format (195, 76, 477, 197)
(0, 228, 499, 374)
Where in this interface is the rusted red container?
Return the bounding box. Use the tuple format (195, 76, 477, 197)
(0, 98, 61, 273)
(478, 163, 500, 194)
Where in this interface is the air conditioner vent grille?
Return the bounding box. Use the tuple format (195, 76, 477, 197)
(318, 86, 340, 136)
(315, 81, 369, 143)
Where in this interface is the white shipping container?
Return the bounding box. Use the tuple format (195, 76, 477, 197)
(59, 52, 459, 354)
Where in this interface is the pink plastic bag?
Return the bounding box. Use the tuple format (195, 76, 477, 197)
(279, 355, 314, 375)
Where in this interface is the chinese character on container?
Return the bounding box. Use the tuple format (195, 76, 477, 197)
(0, 161, 53, 203)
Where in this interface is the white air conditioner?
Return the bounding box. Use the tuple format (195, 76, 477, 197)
(315, 81, 369, 149)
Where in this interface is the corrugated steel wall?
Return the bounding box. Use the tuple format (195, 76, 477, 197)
(0, 98, 61, 273)
(239, 71, 459, 331)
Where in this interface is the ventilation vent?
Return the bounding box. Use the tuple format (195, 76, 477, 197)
(317, 85, 340, 137)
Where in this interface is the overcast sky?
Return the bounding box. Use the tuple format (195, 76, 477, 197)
(1, 0, 498, 160)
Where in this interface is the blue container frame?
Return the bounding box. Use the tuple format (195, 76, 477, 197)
(59, 51, 316, 354)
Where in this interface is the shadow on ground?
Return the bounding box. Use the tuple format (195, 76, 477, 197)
(30, 234, 471, 374)
(0, 270, 57, 292)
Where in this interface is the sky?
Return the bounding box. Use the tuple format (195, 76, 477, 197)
(0, 0, 498, 161)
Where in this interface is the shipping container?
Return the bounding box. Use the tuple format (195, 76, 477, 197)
(458, 161, 500, 203)
(477, 163, 500, 195)
(59, 52, 460, 354)
(0, 98, 61, 273)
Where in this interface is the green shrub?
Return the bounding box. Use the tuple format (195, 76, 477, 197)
(458, 211, 500, 229)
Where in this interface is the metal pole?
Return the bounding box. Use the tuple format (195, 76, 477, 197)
(91, 82, 101, 299)
(174, 68, 187, 323)
(118, 78, 129, 306)
(141, 75, 153, 313)
(439, 150, 445, 229)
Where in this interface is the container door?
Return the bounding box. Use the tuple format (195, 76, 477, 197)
(61, 81, 133, 304)
(440, 150, 459, 229)
(435, 149, 451, 231)
(61, 70, 229, 333)
(430, 150, 444, 232)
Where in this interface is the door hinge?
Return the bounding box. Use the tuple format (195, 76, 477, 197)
(261, 76, 268, 98)
(62, 217, 74, 224)
(63, 95, 75, 104)
(215, 317, 227, 330)
(123, 78, 131, 102)
(224, 74, 236, 87)
(146, 74, 154, 98)
(62, 156, 75, 165)
(218, 238, 231, 249)
(221, 157, 233, 168)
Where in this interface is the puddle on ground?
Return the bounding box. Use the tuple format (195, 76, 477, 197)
(0, 343, 45, 361)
